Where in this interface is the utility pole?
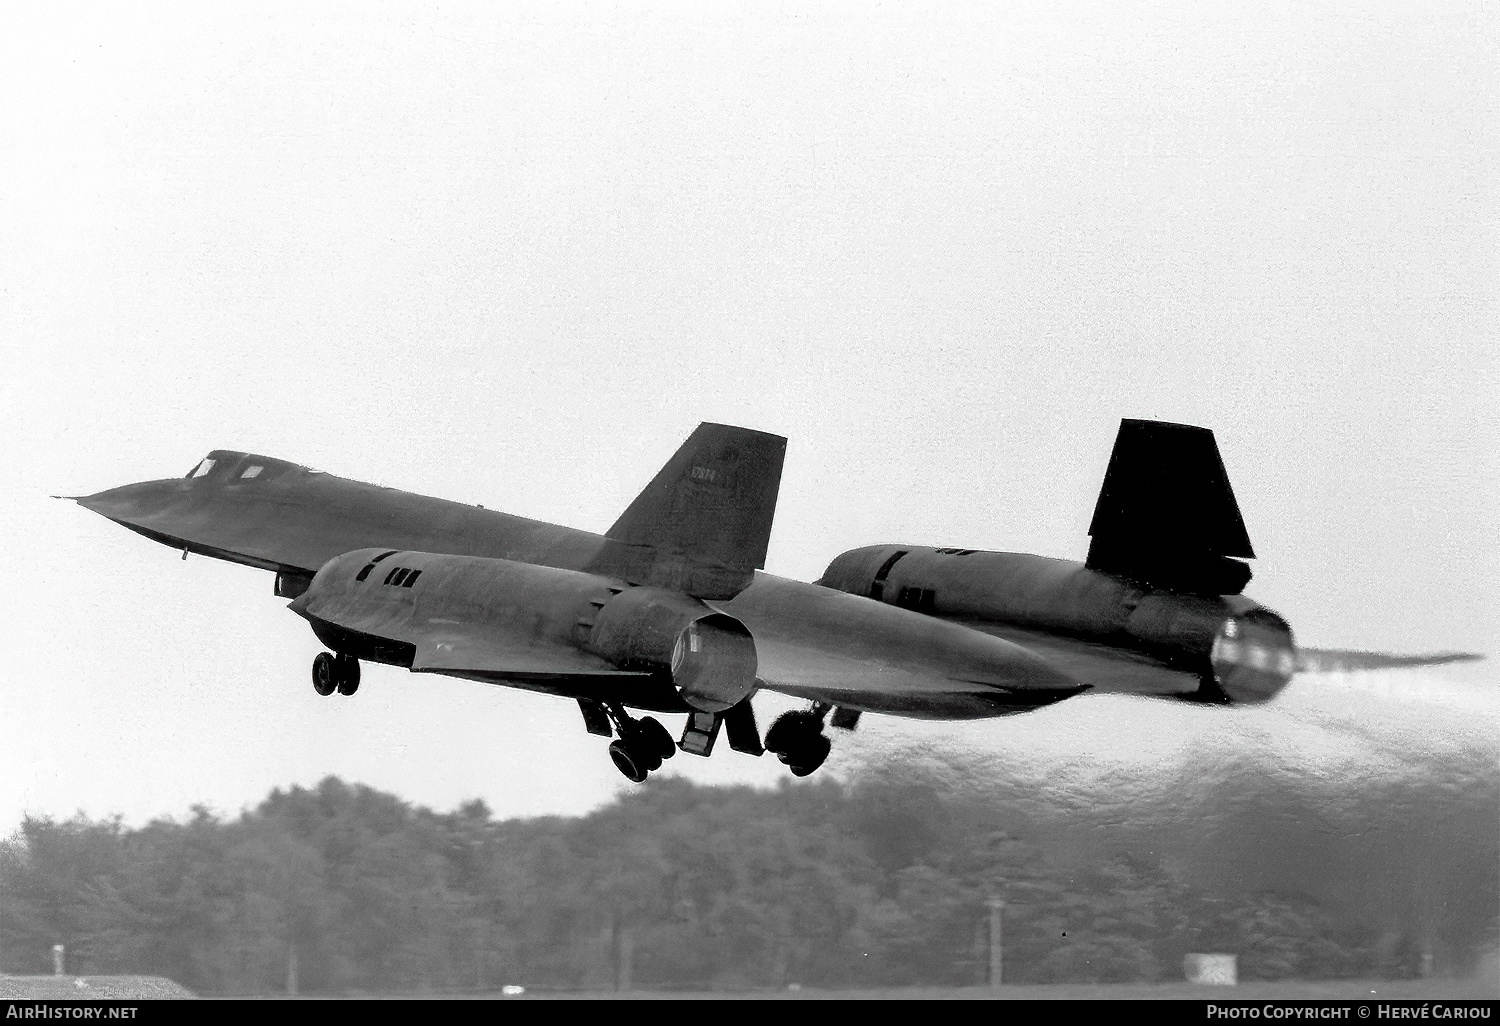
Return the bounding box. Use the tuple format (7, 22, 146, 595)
(986, 898, 1004, 988)
(608, 914, 635, 992)
(617, 926, 634, 993)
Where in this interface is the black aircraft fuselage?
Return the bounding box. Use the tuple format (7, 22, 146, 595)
(77, 420, 1460, 783)
(75, 447, 1081, 726)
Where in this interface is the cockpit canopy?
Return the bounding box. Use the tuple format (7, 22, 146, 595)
(184, 451, 314, 483)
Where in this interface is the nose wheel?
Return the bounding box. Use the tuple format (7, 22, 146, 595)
(312, 651, 361, 697)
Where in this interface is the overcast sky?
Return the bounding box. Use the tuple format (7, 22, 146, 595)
(2, 2, 1494, 831)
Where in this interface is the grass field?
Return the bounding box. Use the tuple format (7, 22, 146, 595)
(470, 979, 1497, 1001)
(0, 975, 194, 999)
(6, 975, 1495, 1001)
(282, 978, 1500, 1000)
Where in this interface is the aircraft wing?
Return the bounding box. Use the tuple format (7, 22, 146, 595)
(953, 617, 1482, 684)
(943, 617, 1203, 699)
(1294, 648, 1483, 672)
(748, 634, 1086, 718)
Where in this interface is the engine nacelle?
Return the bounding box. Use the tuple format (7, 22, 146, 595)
(818, 544, 1297, 703)
(1206, 604, 1298, 703)
(588, 587, 758, 713)
(294, 549, 759, 712)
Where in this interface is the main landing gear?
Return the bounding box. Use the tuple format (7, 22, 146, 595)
(765, 703, 834, 777)
(601, 703, 677, 783)
(579, 698, 857, 782)
(312, 651, 361, 697)
(763, 703, 860, 777)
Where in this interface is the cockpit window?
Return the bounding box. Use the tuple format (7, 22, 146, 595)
(354, 551, 400, 583)
(188, 458, 216, 479)
(240, 465, 263, 479)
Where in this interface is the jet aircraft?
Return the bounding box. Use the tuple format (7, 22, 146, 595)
(816, 419, 1479, 704)
(66, 420, 1475, 783)
(66, 424, 1085, 782)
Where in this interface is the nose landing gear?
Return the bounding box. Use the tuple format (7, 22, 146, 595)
(312, 651, 361, 697)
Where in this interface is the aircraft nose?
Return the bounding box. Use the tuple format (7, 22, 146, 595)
(74, 479, 193, 525)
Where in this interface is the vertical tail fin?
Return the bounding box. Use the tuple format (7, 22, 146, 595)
(597, 423, 787, 599)
(1085, 419, 1254, 595)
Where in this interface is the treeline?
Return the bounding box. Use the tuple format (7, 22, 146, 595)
(2, 763, 1493, 994)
